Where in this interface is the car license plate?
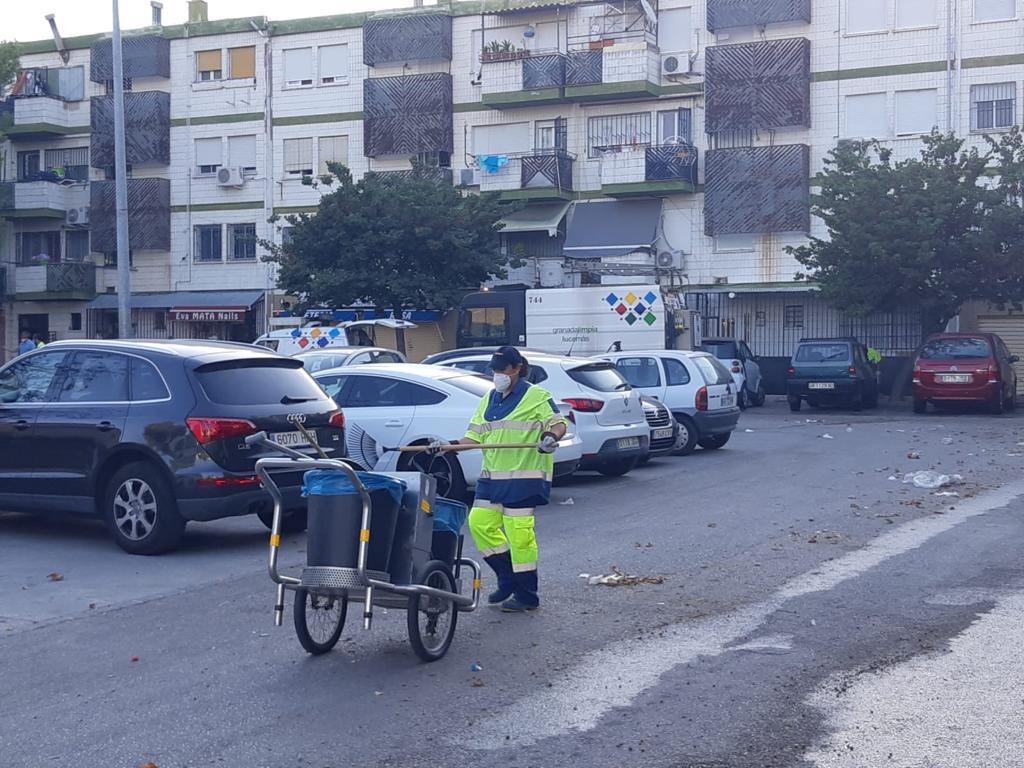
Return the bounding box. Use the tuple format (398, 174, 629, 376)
(808, 382, 835, 390)
(271, 431, 315, 448)
(721, 394, 736, 407)
(653, 427, 674, 440)
(617, 437, 641, 450)
(938, 374, 971, 384)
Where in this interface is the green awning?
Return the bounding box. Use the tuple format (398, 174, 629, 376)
(497, 202, 571, 237)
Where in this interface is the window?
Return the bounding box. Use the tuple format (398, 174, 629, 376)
(283, 47, 313, 87)
(16, 231, 61, 265)
(228, 134, 257, 175)
(657, 108, 693, 144)
(566, 363, 630, 392)
(194, 224, 222, 263)
(228, 223, 257, 261)
(0, 352, 70, 404)
(195, 360, 327, 406)
(318, 44, 348, 84)
(471, 122, 532, 155)
(70, 313, 82, 331)
(103, 250, 133, 268)
(17, 151, 40, 181)
(895, 89, 938, 135)
(975, 0, 1016, 21)
(795, 343, 850, 363)
(153, 311, 166, 331)
(318, 135, 348, 175)
(844, 92, 888, 138)
(103, 77, 132, 94)
(229, 46, 256, 79)
(283, 137, 314, 175)
(197, 49, 222, 81)
(535, 120, 556, 151)
(44, 147, 89, 182)
(971, 83, 1015, 131)
(693, 356, 733, 385)
(587, 113, 651, 157)
(51, 66, 85, 100)
(65, 230, 90, 262)
(896, 0, 937, 27)
(281, 226, 295, 248)
(614, 357, 662, 387)
(337, 375, 446, 407)
(662, 357, 691, 386)
(714, 234, 756, 252)
(57, 351, 129, 403)
(131, 358, 170, 400)
(920, 337, 992, 359)
(463, 307, 507, 340)
(195, 137, 222, 175)
(103, 164, 132, 180)
(658, 6, 693, 52)
(783, 305, 805, 330)
(847, 0, 887, 32)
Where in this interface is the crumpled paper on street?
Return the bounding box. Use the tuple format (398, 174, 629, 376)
(582, 566, 665, 587)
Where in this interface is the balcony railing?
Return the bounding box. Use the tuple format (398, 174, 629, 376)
(478, 150, 575, 197)
(598, 143, 699, 195)
(481, 53, 568, 108)
(8, 95, 89, 139)
(47, 262, 97, 295)
(373, 167, 454, 186)
(0, 180, 90, 219)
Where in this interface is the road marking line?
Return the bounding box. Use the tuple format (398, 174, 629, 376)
(459, 480, 1024, 750)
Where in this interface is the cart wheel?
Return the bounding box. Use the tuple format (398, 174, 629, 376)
(407, 560, 458, 663)
(293, 588, 347, 655)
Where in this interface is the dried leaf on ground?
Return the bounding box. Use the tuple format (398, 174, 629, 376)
(46, 572, 64, 582)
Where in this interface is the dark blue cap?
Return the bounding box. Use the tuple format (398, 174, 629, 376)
(488, 346, 524, 371)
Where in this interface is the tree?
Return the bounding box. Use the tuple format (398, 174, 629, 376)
(264, 163, 516, 322)
(0, 40, 19, 95)
(788, 131, 1024, 335)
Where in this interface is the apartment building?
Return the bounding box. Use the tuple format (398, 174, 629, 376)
(1, 0, 1022, 378)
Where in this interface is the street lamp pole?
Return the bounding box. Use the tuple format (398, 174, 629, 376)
(112, 0, 132, 338)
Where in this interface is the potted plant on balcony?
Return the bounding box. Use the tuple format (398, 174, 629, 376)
(481, 40, 526, 63)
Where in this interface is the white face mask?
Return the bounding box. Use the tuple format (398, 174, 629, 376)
(493, 373, 513, 393)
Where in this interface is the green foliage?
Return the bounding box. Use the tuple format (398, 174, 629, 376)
(789, 131, 1024, 333)
(263, 162, 517, 315)
(0, 40, 19, 95)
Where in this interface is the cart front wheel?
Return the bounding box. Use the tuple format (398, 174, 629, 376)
(294, 588, 347, 655)
(407, 560, 458, 663)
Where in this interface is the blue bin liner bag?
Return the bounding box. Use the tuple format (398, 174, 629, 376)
(433, 497, 468, 535)
(302, 470, 407, 506)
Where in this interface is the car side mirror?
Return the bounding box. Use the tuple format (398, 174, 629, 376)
(1010, 355, 1020, 364)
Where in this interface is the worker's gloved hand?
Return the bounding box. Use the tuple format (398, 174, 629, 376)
(427, 438, 450, 456)
(537, 432, 559, 454)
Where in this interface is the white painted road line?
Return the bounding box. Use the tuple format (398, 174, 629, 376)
(459, 481, 1024, 750)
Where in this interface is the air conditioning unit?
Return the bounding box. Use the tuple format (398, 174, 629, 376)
(661, 52, 691, 77)
(217, 167, 245, 187)
(460, 168, 480, 187)
(656, 250, 684, 269)
(66, 206, 90, 226)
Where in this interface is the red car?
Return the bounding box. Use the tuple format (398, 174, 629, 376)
(913, 333, 1018, 414)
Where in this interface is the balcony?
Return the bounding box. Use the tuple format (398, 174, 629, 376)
(7, 96, 90, 141)
(481, 53, 567, 110)
(15, 262, 97, 301)
(599, 144, 699, 197)
(373, 167, 454, 186)
(0, 180, 90, 220)
(479, 151, 574, 201)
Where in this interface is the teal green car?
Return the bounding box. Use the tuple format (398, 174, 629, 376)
(787, 338, 879, 412)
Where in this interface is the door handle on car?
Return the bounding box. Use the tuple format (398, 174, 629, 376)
(96, 421, 115, 432)
(14, 419, 30, 431)
(385, 420, 404, 427)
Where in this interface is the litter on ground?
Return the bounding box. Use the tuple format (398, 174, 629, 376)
(558, 497, 575, 505)
(587, 567, 665, 587)
(902, 470, 963, 489)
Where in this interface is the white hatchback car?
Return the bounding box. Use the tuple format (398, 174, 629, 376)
(431, 351, 649, 477)
(297, 347, 406, 374)
(312, 364, 583, 500)
(598, 350, 741, 455)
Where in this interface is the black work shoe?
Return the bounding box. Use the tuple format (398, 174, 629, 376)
(500, 596, 539, 613)
(487, 587, 514, 605)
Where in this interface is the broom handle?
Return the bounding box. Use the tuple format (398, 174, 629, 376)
(397, 443, 537, 453)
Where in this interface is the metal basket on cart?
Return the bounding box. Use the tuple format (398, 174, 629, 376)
(249, 432, 480, 663)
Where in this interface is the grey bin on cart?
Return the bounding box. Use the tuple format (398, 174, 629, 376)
(431, 497, 468, 566)
(302, 470, 405, 575)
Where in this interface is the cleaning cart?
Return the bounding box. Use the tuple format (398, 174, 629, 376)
(248, 431, 481, 663)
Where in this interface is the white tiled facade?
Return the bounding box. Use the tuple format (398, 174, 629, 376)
(2, 0, 1023, 359)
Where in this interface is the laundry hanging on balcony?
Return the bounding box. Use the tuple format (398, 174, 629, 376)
(478, 154, 510, 174)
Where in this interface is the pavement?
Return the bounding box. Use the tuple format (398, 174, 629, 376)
(1, 398, 1023, 768)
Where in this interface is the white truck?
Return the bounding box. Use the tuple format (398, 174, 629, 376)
(254, 318, 417, 356)
(456, 285, 672, 355)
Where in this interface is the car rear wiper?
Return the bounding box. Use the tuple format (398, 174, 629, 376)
(614, 383, 631, 391)
(281, 394, 318, 404)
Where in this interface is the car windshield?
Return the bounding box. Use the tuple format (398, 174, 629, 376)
(692, 355, 733, 385)
(442, 373, 494, 397)
(566, 363, 630, 392)
(698, 341, 738, 359)
(795, 343, 851, 363)
(301, 354, 353, 373)
(195, 360, 328, 405)
(920, 338, 992, 359)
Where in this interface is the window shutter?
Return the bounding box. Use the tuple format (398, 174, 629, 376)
(895, 89, 937, 135)
(844, 93, 888, 138)
(975, 0, 1016, 22)
(194, 138, 222, 166)
(229, 46, 256, 79)
(847, 0, 886, 32)
(658, 7, 693, 52)
(284, 138, 313, 172)
(283, 48, 313, 84)
(228, 135, 257, 169)
(197, 49, 222, 72)
(318, 45, 348, 82)
(554, 117, 567, 152)
(318, 136, 348, 174)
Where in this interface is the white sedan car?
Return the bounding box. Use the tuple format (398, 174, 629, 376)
(297, 346, 406, 374)
(312, 364, 583, 500)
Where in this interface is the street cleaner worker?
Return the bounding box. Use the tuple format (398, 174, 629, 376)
(428, 346, 567, 613)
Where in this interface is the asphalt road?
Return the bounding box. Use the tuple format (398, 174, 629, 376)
(2, 400, 1024, 768)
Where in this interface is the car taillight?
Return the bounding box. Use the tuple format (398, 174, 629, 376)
(186, 417, 258, 445)
(696, 386, 708, 411)
(562, 398, 604, 413)
(913, 367, 921, 384)
(329, 410, 346, 429)
(787, 367, 796, 377)
(731, 360, 742, 373)
(848, 366, 858, 376)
